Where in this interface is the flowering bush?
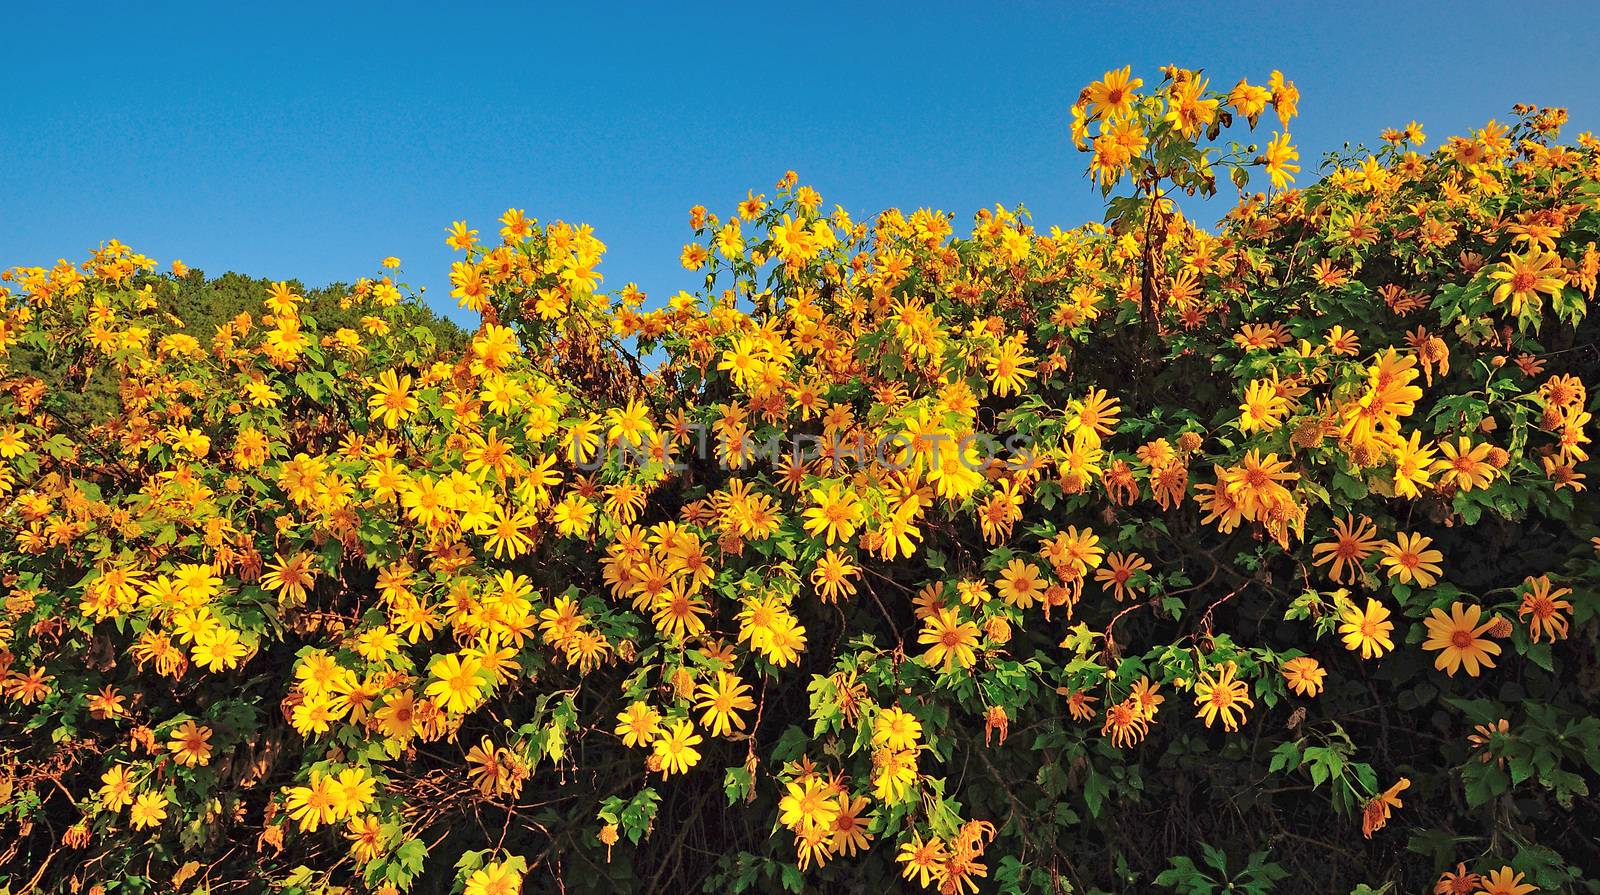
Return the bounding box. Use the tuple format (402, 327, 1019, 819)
(3, 66, 1599, 895)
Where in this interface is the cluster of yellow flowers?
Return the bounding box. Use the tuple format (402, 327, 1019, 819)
(2, 66, 1597, 894)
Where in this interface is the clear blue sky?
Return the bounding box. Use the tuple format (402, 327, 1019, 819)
(5, 1, 1599, 327)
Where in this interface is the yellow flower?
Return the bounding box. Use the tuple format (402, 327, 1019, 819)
(1228, 78, 1271, 124)
(445, 220, 478, 251)
(463, 861, 523, 895)
(285, 771, 337, 831)
(1069, 387, 1122, 447)
(614, 701, 662, 748)
(1263, 132, 1300, 190)
(1280, 656, 1326, 697)
(1486, 246, 1566, 316)
(986, 335, 1037, 397)
(778, 777, 840, 833)
(694, 672, 755, 738)
(995, 559, 1046, 609)
(1475, 866, 1537, 895)
(1193, 662, 1254, 731)
(1421, 602, 1502, 677)
(801, 482, 863, 546)
(897, 831, 948, 888)
(1431, 436, 1496, 492)
(367, 369, 419, 429)
(425, 652, 487, 715)
(810, 549, 859, 603)
(1085, 66, 1142, 121)
(1380, 532, 1444, 588)
(756, 615, 806, 667)
(172, 563, 222, 605)
(552, 493, 595, 537)
(100, 765, 136, 811)
(872, 706, 922, 751)
(167, 720, 214, 767)
(482, 504, 535, 559)
(1388, 430, 1437, 499)
(344, 815, 386, 863)
(1338, 597, 1395, 659)
(1163, 74, 1219, 137)
(129, 791, 168, 830)
(872, 747, 918, 805)
(328, 766, 376, 819)
(651, 720, 703, 776)
(1238, 378, 1290, 433)
(918, 607, 981, 671)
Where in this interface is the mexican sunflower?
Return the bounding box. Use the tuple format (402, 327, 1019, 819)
(1338, 598, 1395, 659)
(651, 721, 702, 776)
(1379, 532, 1444, 588)
(778, 777, 840, 833)
(1193, 662, 1253, 731)
(1280, 656, 1326, 697)
(1517, 574, 1572, 642)
(918, 607, 981, 671)
(1360, 777, 1409, 837)
(1475, 866, 1537, 895)
(1311, 514, 1379, 585)
(693, 671, 755, 737)
(1431, 436, 1496, 492)
(1421, 602, 1501, 677)
(1486, 246, 1567, 315)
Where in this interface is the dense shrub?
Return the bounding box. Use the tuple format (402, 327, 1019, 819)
(2, 67, 1598, 894)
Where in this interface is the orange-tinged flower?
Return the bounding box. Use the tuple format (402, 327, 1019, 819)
(1093, 551, 1151, 602)
(1475, 866, 1537, 895)
(1280, 656, 1325, 696)
(1379, 532, 1444, 588)
(167, 720, 214, 767)
(1193, 662, 1253, 731)
(1101, 698, 1149, 747)
(1432, 436, 1496, 491)
(1338, 598, 1395, 659)
(652, 720, 703, 777)
(1517, 575, 1572, 642)
(261, 552, 317, 605)
(1085, 66, 1142, 121)
(1422, 602, 1502, 677)
(1360, 777, 1408, 837)
(1311, 514, 1380, 585)
(918, 607, 981, 671)
(1435, 863, 1481, 895)
(1486, 246, 1566, 316)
